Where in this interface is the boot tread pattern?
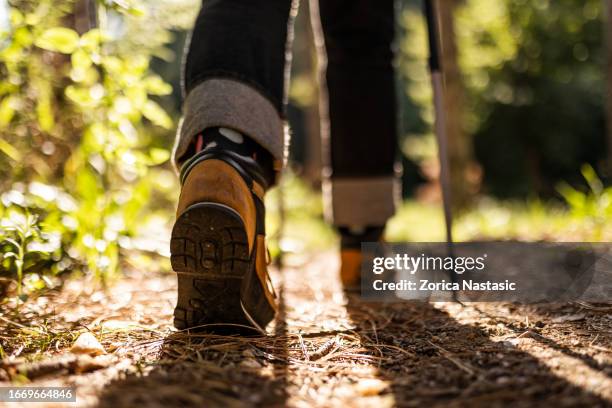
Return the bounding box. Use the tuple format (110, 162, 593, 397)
(170, 202, 253, 331)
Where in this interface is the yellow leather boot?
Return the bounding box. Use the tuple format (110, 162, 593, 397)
(339, 227, 385, 291)
(171, 138, 277, 333)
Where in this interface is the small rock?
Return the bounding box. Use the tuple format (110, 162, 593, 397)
(496, 376, 511, 385)
(71, 332, 106, 356)
(503, 338, 520, 347)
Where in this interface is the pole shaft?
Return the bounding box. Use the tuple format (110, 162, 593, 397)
(424, 0, 456, 292)
(431, 72, 454, 246)
(424, 0, 442, 73)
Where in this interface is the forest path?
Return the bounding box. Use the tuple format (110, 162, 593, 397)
(1, 252, 611, 407)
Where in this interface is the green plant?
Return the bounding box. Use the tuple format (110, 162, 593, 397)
(1, 209, 50, 300)
(558, 164, 612, 240)
(1, 211, 38, 298)
(0, 0, 192, 295)
(0, 182, 83, 299)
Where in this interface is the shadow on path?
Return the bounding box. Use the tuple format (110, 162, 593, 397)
(469, 303, 612, 379)
(344, 294, 610, 407)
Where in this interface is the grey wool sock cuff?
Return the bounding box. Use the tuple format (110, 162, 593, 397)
(323, 175, 402, 227)
(172, 78, 286, 171)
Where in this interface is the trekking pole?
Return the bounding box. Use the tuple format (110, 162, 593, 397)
(423, 0, 457, 299)
(274, 174, 286, 271)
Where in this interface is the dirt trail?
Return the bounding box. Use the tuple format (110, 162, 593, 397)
(1, 252, 611, 407)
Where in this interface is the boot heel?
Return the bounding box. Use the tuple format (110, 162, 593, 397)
(171, 202, 253, 332)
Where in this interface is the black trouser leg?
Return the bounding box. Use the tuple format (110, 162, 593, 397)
(174, 0, 298, 172)
(184, 0, 295, 111)
(311, 0, 399, 228)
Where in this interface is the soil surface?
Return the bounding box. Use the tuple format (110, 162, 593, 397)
(1, 252, 611, 407)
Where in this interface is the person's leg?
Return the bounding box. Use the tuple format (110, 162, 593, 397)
(311, 0, 399, 229)
(310, 0, 400, 286)
(174, 0, 298, 173)
(171, 0, 298, 331)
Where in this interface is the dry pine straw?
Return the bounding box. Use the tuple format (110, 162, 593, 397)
(0, 252, 611, 407)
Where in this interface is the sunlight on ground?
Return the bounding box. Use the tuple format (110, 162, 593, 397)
(265, 174, 610, 254)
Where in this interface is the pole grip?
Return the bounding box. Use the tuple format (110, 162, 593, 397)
(424, 0, 441, 72)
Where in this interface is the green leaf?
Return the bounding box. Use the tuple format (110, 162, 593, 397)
(127, 6, 145, 17)
(10, 9, 24, 26)
(0, 139, 21, 161)
(141, 100, 172, 129)
(76, 167, 101, 201)
(35, 27, 80, 54)
(144, 75, 172, 96)
(0, 96, 17, 127)
(71, 49, 92, 70)
(148, 148, 170, 165)
(4, 237, 20, 249)
(80, 29, 108, 52)
(36, 98, 54, 132)
(14, 27, 33, 47)
(558, 182, 586, 214)
(125, 87, 147, 110)
(65, 85, 94, 106)
(581, 164, 603, 195)
(36, 85, 54, 132)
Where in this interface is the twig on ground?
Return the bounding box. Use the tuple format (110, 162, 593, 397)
(427, 340, 476, 376)
(297, 332, 309, 361)
(309, 336, 340, 361)
(574, 301, 612, 312)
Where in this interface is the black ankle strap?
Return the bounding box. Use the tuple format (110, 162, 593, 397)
(179, 149, 267, 235)
(180, 148, 270, 190)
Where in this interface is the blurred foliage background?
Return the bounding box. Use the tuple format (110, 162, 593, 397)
(0, 0, 611, 300)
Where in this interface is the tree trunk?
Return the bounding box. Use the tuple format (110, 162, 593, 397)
(437, 0, 474, 211)
(71, 0, 97, 34)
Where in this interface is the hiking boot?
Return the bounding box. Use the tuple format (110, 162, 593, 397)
(339, 227, 385, 290)
(170, 131, 277, 333)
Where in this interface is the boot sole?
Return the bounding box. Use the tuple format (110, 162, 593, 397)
(170, 202, 259, 333)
